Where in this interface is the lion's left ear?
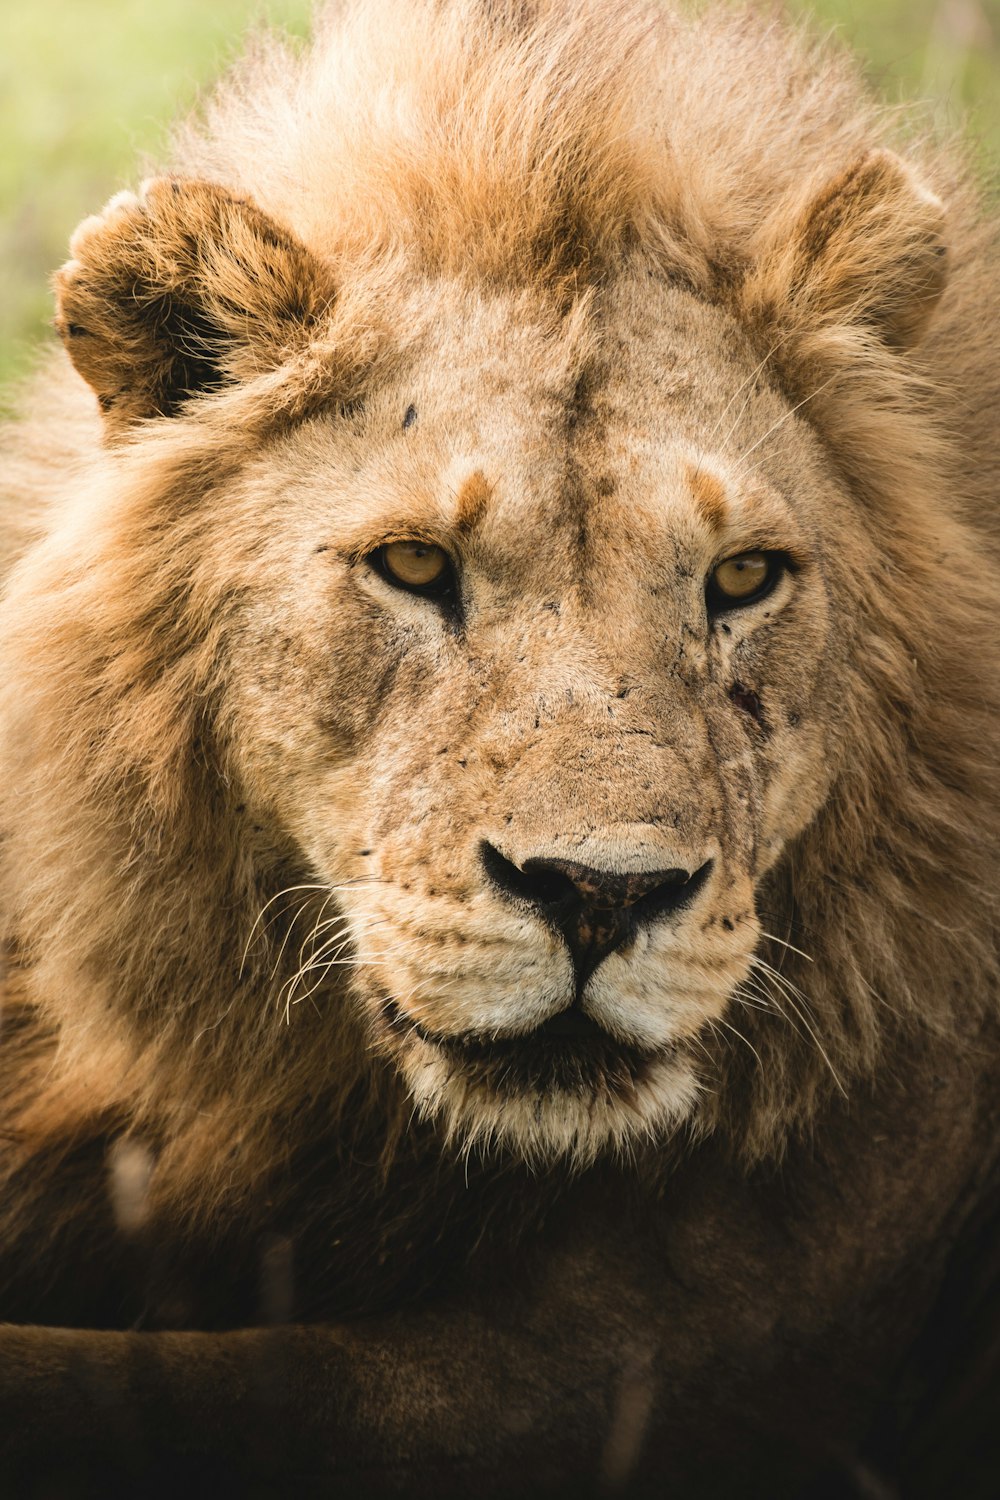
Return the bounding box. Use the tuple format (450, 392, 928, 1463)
(54, 176, 334, 434)
(744, 149, 948, 352)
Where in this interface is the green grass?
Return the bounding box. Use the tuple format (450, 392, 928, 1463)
(2, 1, 998, 395)
(796, 0, 1000, 150)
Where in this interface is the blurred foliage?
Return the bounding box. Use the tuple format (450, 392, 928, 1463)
(2, 0, 998, 396)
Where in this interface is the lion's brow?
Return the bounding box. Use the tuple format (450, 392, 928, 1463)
(454, 470, 493, 532)
(685, 462, 730, 533)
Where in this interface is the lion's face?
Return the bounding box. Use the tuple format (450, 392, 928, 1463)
(219, 274, 844, 1162)
(4, 4, 967, 1185)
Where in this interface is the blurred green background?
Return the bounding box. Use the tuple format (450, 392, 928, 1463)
(2, 0, 998, 401)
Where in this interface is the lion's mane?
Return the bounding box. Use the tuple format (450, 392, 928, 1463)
(1, 0, 998, 1322)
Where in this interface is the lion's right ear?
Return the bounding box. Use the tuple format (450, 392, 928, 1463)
(54, 177, 334, 433)
(743, 149, 948, 353)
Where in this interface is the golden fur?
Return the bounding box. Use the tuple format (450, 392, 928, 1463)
(1, 0, 998, 1298)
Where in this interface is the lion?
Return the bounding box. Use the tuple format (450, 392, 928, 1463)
(0, 0, 998, 1493)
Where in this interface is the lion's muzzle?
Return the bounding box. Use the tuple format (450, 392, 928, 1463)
(480, 841, 714, 994)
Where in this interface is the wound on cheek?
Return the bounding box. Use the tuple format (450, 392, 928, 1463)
(730, 682, 766, 726)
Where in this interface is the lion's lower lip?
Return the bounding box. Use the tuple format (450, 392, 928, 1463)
(382, 998, 669, 1094)
(533, 1007, 608, 1041)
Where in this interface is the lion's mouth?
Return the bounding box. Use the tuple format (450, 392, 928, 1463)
(382, 997, 670, 1097)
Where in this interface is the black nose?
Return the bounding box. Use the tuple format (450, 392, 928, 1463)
(481, 842, 713, 994)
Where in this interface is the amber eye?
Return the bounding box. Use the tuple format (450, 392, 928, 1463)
(373, 540, 453, 595)
(707, 552, 781, 612)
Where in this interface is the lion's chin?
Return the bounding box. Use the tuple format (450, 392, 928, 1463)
(378, 1000, 702, 1167)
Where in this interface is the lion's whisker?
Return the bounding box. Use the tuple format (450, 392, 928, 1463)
(758, 929, 814, 964)
(709, 1016, 764, 1074)
(239, 882, 329, 976)
(241, 873, 388, 977)
(749, 958, 847, 1097)
(706, 329, 795, 454)
(730, 370, 841, 479)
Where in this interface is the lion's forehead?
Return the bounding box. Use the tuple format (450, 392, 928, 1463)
(408, 276, 761, 407)
(331, 281, 822, 580)
(245, 274, 831, 612)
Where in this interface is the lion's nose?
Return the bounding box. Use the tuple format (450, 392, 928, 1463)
(480, 842, 713, 994)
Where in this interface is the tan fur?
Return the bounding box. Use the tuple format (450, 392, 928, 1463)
(0, 5, 998, 1468)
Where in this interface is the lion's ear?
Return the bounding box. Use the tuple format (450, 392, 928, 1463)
(54, 177, 333, 432)
(746, 149, 948, 352)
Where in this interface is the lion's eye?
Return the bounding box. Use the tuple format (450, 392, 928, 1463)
(707, 552, 781, 612)
(373, 540, 453, 596)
